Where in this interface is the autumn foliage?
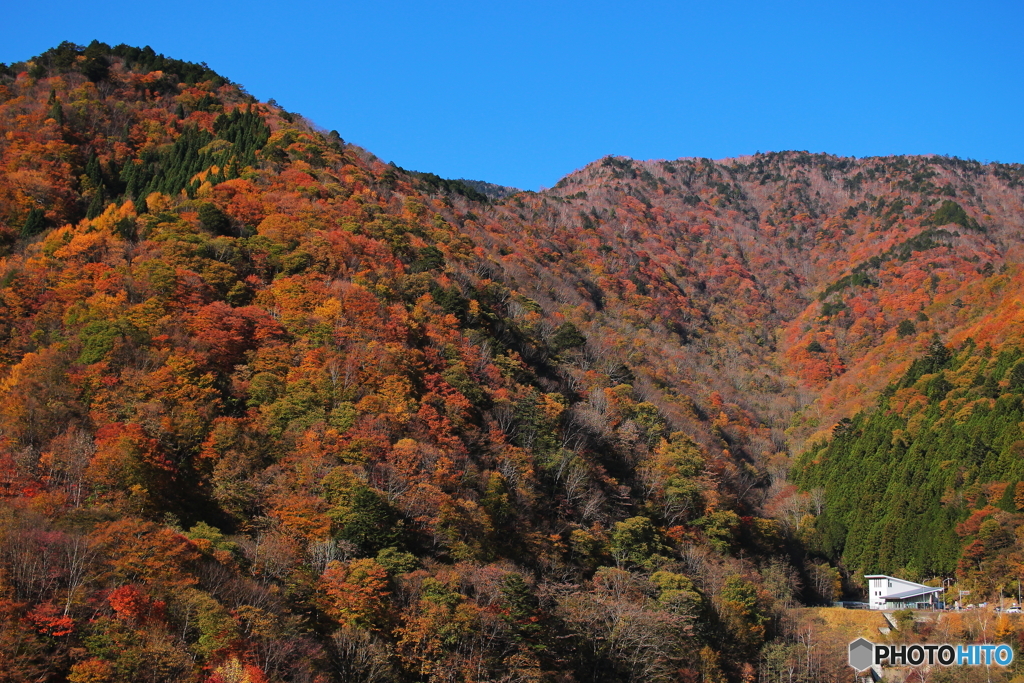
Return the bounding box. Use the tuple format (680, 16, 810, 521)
(2, 40, 1024, 682)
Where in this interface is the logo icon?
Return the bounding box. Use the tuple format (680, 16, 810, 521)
(849, 637, 874, 671)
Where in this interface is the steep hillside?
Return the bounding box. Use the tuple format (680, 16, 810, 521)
(0, 41, 802, 683)
(2, 40, 1024, 683)
(477, 151, 1024, 449)
(794, 338, 1024, 585)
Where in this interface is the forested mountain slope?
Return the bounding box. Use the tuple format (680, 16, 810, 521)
(1, 40, 1024, 683)
(795, 339, 1024, 583)
(476, 150, 1024, 450)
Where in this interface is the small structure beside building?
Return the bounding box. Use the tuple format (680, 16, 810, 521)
(865, 575, 943, 610)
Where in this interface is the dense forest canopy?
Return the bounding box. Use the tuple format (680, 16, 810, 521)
(2, 41, 1024, 682)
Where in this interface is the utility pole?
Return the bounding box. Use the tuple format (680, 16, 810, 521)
(942, 577, 954, 609)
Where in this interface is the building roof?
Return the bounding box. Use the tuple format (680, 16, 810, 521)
(883, 586, 943, 601)
(864, 575, 938, 590)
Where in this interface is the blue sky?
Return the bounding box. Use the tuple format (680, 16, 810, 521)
(4, 1, 1021, 190)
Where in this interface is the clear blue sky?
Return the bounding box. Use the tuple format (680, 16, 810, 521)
(3, 1, 1021, 190)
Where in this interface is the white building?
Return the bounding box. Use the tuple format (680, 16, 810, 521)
(865, 575, 943, 610)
